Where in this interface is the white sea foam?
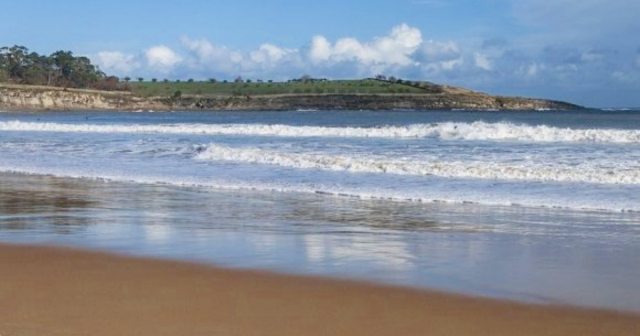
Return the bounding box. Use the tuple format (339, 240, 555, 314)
(601, 108, 633, 111)
(2, 165, 638, 213)
(195, 144, 640, 185)
(2, 120, 640, 143)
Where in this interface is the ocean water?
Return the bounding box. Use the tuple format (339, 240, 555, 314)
(1, 109, 640, 312)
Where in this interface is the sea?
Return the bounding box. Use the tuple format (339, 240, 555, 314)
(1, 109, 640, 312)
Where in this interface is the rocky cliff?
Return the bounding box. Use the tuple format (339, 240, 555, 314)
(1, 84, 582, 112)
(0, 84, 165, 111)
(167, 91, 580, 111)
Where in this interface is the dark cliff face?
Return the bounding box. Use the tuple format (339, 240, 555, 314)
(166, 94, 582, 111)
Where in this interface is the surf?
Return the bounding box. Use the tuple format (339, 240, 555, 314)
(2, 120, 640, 143)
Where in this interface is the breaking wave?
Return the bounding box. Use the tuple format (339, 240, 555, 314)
(195, 144, 640, 185)
(2, 120, 640, 143)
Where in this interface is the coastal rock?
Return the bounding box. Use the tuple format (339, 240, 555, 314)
(0, 83, 582, 112)
(0, 84, 165, 111)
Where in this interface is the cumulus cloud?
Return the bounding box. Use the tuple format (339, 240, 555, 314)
(146, 45, 182, 71)
(526, 63, 543, 77)
(181, 37, 242, 65)
(94, 51, 140, 74)
(417, 40, 460, 63)
(474, 53, 492, 70)
(309, 23, 422, 67)
(92, 24, 466, 80)
(250, 44, 294, 65)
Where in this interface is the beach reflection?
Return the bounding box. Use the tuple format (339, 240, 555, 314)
(0, 174, 99, 232)
(2, 172, 640, 312)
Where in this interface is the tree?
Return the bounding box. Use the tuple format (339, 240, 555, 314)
(0, 68, 8, 82)
(5, 46, 29, 79)
(188, 78, 194, 83)
(67, 56, 104, 87)
(151, 78, 158, 83)
(208, 78, 217, 83)
(0, 45, 103, 88)
(234, 75, 243, 83)
(124, 76, 131, 83)
(23, 52, 51, 85)
(93, 76, 120, 91)
(50, 50, 76, 86)
(138, 77, 144, 82)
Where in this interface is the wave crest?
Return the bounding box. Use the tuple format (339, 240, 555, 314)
(2, 120, 640, 143)
(195, 144, 640, 185)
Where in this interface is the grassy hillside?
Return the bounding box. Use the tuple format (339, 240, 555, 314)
(129, 79, 440, 97)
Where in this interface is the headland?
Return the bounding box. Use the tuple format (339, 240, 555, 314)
(0, 79, 581, 112)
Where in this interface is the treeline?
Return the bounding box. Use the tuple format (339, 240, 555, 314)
(0, 45, 111, 89)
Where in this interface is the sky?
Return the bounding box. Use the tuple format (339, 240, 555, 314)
(2, 0, 639, 107)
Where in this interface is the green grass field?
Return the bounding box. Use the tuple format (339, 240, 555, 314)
(129, 79, 435, 97)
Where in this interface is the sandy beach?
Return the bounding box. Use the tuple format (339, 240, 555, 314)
(0, 244, 638, 336)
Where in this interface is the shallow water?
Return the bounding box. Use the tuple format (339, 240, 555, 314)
(1, 173, 640, 312)
(1, 109, 640, 312)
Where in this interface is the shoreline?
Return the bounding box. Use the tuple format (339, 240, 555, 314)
(1, 243, 638, 336)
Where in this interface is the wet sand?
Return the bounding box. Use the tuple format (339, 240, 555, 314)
(0, 244, 638, 336)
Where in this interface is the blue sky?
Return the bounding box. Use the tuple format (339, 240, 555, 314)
(2, 0, 639, 107)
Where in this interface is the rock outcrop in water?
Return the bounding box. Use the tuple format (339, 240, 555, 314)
(0, 83, 582, 111)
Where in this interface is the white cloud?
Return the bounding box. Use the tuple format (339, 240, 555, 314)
(180, 36, 242, 75)
(309, 36, 332, 64)
(612, 71, 636, 83)
(250, 44, 294, 65)
(474, 53, 492, 70)
(419, 40, 460, 61)
(92, 24, 466, 80)
(146, 45, 182, 71)
(527, 63, 543, 77)
(581, 50, 605, 63)
(416, 40, 463, 72)
(308, 23, 422, 67)
(180, 37, 242, 64)
(94, 51, 140, 75)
